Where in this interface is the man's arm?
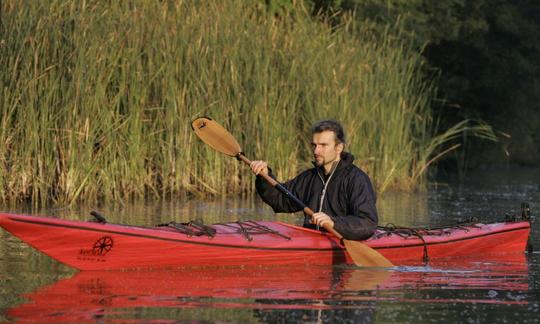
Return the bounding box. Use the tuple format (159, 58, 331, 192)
(332, 171, 378, 240)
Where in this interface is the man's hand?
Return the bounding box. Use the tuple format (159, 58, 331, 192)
(312, 212, 335, 228)
(250, 160, 269, 176)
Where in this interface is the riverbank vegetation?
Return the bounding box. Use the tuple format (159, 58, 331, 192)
(312, 0, 540, 169)
(0, 1, 494, 206)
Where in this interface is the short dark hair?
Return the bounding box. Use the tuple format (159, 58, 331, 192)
(311, 119, 346, 144)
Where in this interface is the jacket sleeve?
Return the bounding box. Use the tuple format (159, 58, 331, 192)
(332, 171, 378, 240)
(255, 170, 306, 213)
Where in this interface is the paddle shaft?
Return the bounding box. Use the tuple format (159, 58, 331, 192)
(236, 153, 344, 240)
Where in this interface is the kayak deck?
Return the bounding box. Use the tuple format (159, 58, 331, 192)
(0, 212, 531, 270)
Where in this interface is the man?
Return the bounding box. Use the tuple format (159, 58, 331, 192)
(250, 120, 378, 240)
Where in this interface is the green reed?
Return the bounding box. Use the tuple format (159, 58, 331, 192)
(0, 1, 494, 206)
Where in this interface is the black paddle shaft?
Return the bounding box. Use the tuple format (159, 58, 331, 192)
(236, 153, 317, 219)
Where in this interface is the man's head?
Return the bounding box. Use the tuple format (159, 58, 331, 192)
(311, 120, 345, 172)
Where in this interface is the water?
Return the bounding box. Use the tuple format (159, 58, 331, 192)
(1, 167, 539, 323)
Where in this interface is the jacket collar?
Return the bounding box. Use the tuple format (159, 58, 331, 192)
(339, 152, 354, 167)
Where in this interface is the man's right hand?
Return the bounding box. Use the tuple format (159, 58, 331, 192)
(250, 160, 269, 176)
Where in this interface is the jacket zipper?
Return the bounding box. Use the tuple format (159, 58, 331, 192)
(315, 160, 340, 229)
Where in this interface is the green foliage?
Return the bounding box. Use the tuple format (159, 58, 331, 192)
(310, 0, 540, 166)
(309, 0, 489, 46)
(0, 0, 471, 205)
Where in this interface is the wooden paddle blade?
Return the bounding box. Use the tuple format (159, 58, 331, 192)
(343, 240, 394, 267)
(191, 117, 242, 157)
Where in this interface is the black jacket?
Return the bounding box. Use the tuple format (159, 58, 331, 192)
(255, 152, 378, 240)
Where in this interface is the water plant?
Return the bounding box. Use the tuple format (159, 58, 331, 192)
(0, 1, 494, 206)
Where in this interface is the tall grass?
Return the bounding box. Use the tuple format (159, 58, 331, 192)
(0, 1, 494, 206)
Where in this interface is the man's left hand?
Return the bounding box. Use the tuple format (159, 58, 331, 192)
(312, 212, 334, 228)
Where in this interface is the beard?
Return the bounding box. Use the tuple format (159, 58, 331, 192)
(313, 156, 324, 166)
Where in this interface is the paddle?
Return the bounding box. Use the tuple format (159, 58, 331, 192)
(191, 116, 393, 267)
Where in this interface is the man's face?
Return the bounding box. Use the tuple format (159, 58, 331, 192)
(311, 131, 343, 168)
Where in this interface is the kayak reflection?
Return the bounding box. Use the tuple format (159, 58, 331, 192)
(8, 254, 528, 323)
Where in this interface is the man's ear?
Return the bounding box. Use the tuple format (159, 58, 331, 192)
(336, 142, 344, 154)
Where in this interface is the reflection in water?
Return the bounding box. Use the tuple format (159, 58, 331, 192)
(5, 254, 530, 323)
(1, 166, 539, 322)
(378, 191, 429, 227)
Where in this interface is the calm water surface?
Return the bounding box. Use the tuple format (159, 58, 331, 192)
(1, 167, 539, 323)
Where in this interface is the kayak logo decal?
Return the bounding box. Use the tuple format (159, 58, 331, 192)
(93, 236, 114, 256)
(78, 236, 114, 262)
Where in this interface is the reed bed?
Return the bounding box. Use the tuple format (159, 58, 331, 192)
(0, 1, 493, 206)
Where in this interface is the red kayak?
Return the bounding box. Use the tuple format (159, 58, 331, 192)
(0, 212, 531, 270)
